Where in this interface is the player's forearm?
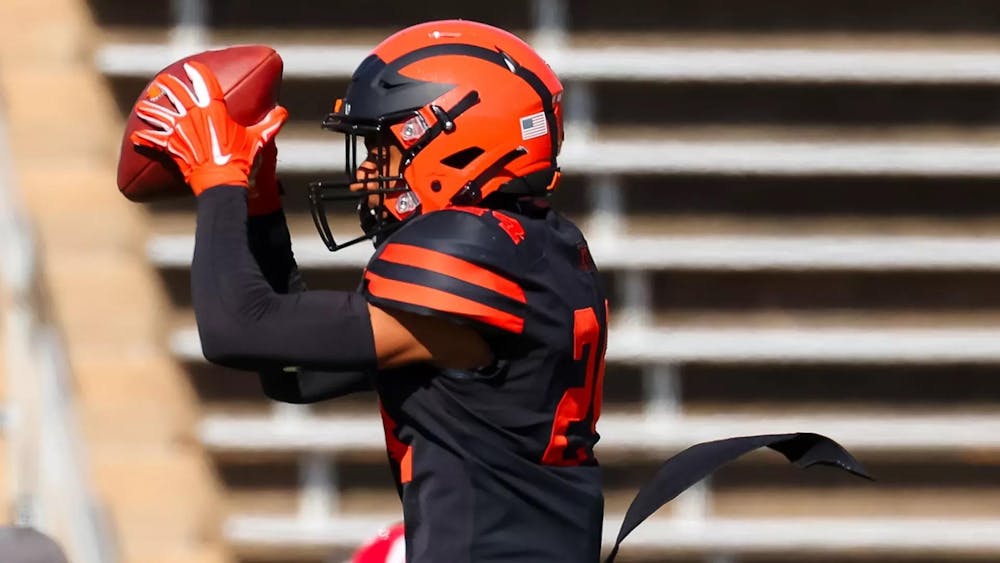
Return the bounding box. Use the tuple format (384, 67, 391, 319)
(246, 207, 305, 294)
(191, 186, 377, 373)
(245, 207, 374, 400)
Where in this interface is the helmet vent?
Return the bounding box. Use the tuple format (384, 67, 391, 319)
(498, 49, 520, 73)
(441, 147, 485, 169)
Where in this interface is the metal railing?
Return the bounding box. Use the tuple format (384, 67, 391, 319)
(97, 42, 1000, 85)
(0, 90, 117, 562)
(224, 514, 1000, 557)
(149, 231, 1000, 271)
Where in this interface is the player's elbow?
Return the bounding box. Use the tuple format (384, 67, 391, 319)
(193, 283, 283, 369)
(198, 328, 240, 368)
(196, 316, 260, 370)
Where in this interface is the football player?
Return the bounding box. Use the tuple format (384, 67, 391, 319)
(135, 20, 605, 561)
(132, 19, 869, 563)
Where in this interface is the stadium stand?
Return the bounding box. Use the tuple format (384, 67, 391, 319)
(0, 0, 229, 561)
(0, 72, 113, 562)
(47, 0, 1000, 561)
(0, 96, 15, 536)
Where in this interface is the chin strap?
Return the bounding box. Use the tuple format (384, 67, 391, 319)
(449, 147, 530, 206)
(498, 166, 562, 197)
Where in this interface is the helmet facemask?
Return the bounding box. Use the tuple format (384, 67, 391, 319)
(309, 91, 483, 251)
(308, 109, 418, 251)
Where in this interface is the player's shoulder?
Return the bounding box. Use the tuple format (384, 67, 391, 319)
(394, 206, 526, 245)
(362, 207, 532, 335)
(375, 206, 528, 267)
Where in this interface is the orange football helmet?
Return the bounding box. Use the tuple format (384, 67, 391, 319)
(309, 19, 564, 250)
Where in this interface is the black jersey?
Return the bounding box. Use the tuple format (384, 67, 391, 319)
(362, 203, 607, 563)
(189, 190, 603, 562)
(191, 189, 874, 563)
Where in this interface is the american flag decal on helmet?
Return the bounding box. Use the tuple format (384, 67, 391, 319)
(519, 111, 548, 140)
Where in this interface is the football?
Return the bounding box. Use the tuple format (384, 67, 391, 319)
(116, 45, 283, 202)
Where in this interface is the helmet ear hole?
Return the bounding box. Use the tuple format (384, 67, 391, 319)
(441, 146, 485, 169)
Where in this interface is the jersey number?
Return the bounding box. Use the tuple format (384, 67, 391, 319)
(542, 304, 607, 466)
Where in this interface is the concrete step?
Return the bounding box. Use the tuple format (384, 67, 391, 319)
(567, 31, 1000, 50)
(716, 488, 1000, 518)
(74, 358, 197, 419)
(85, 0, 1000, 35)
(104, 50, 1000, 135)
(0, 0, 231, 560)
(0, 303, 7, 404)
(149, 239, 1000, 316)
(133, 546, 231, 563)
(97, 36, 1000, 85)
(194, 410, 1000, 454)
(271, 134, 1000, 176)
(147, 229, 1000, 274)
(76, 360, 198, 452)
(646, 311, 1000, 330)
(93, 29, 1000, 52)
(0, 434, 8, 520)
(170, 321, 1000, 366)
(566, 0, 1000, 36)
(223, 513, 1000, 559)
(216, 482, 1000, 521)
(146, 172, 1000, 221)
(173, 360, 1000, 416)
(212, 452, 1000, 518)
(90, 451, 224, 563)
(255, 123, 1000, 146)
(148, 206, 1000, 238)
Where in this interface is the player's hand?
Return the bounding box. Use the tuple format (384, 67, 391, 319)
(130, 61, 288, 195)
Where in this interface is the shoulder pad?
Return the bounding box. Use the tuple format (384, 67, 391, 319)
(391, 207, 525, 251)
(362, 208, 528, 334)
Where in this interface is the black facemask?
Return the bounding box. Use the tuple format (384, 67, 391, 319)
(307, 127, 412, 251)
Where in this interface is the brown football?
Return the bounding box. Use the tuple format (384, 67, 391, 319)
(116, 45, 283, 202)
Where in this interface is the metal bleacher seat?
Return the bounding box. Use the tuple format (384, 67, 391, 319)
(90, 0, 1000, 561)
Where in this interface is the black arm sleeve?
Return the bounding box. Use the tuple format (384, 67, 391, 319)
(246, 209, 306, 294)
(243, 205, 375, 402)
(192, 187, 377, 390)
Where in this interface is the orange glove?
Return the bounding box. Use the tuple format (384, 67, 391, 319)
(130, 61, 288, 195)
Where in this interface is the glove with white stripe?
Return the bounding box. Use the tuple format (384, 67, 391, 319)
(130, 61, 288, 195)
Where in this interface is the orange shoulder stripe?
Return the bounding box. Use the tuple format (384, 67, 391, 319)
(400, 446, 413, 484)
(376, 242, 526, 303)
(365, 270, 525, 334)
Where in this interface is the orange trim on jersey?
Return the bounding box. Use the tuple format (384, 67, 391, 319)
(366, 271, 525, 333)
(491, 211, 526, 245)
(379, 402, 409, 463)
(376, 243, 526, 303)
(448, 206, 490, 217)
(400, 446, 414, 484)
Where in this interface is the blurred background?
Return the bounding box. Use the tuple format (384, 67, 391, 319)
(4, 0, 1000, 562)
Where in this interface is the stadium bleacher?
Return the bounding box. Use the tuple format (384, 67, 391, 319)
(82, 0, 1000, 561)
